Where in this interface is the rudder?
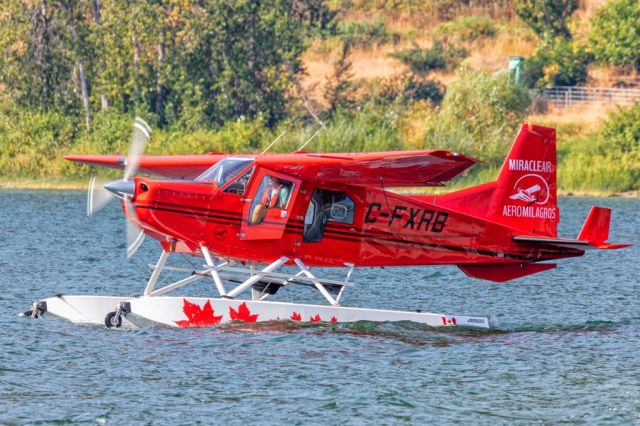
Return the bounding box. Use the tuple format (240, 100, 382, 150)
(488, 124, 558, 237)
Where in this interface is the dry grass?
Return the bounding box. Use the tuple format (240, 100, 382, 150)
(301, 41, 408, 106)
(465, 29, 537, 72)
(588, 65, 640, 88)
(528, 103, 614, 129)
(300, 14, 539, 104)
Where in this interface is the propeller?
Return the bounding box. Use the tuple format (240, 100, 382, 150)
(86, 176, 114, 216)
(86, 116, 152, 258)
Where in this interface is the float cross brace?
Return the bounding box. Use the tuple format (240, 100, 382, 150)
(140, 249, 352, 306)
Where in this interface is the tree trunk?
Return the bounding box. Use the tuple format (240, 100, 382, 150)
(155, 37, 165, 123)
(77, 61, 91, 130)
(132, 35, 140, 105)
(91, 0, 101, 24)
(36, 1, 52, 108)
(63, 1, 91, 130)
(91, 0, 108, 110)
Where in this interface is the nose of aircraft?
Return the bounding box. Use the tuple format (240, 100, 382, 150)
(104, 179, 135, 197)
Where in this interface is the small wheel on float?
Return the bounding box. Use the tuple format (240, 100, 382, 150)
(104, 311, 122, 329)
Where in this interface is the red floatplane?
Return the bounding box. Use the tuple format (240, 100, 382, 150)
(25, 118, 629, 329)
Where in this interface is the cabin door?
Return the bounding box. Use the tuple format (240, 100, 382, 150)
(241, 169, 300, 240)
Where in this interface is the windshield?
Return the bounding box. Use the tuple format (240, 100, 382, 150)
(196, 157, 254, 186)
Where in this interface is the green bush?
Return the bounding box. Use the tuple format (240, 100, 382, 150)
(401, 78, 444, 104)
(599, 103, 640, 155)
(337, 17, 399, 48)
(422, 67, 531, 165)
(314, 102, 401, 152)
(392, 41, 467, 75)
(374, 75, 444, 106)
(589, 0, 640, 69)
(0, 102, 78, 178)
(558, 103, 640, 192)
(435, 16, 497, 42)
(521, 41, 592, 88)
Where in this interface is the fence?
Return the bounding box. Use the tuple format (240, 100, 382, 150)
(540, 86, 640, 108)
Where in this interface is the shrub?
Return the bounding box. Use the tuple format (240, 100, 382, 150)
(337, 17, 399, 48)
(589, 0, 640, 70)
(401, 78, 444, 104)
(558, 103, 640, 192)
(422, 67, 531, 165)
(0, 102, 79, 178)
(599, 102, 640, 155)
(314, 101, 402, 152)
(521, 41, 592, 88)
(392, 41, 467, 75)
(374, 75, 444, 106)
(435, 16, 497, 42)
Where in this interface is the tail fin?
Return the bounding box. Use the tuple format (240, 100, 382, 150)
(577, 206, 630, 249)
(435, 124, 558, 235)
(486, 124, 558, 236)
(577, 206, 610, 243)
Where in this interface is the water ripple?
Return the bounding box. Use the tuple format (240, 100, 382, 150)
(0, 191, 638, 424)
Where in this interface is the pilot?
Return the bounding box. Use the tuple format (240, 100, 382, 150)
(250, 176, 284, 225)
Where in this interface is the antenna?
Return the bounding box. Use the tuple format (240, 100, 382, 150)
(297, 128, 322, 152)
(261, 131, 286, 155)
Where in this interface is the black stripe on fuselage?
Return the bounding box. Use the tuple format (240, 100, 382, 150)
(135, 202, 560, 262)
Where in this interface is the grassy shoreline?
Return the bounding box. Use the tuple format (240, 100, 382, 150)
(2, 177, 637, 198)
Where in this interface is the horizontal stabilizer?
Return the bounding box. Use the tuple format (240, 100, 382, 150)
(459, 263, 556, 282)
(513, 206, 630, 250)
(513, 235, 629, 250)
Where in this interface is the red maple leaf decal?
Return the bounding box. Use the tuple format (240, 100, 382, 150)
(330, 316, 338, 322)
(290, 312, 301, 321)
(175, 299, 222, 327)
(310, 314, 321, 322)
(229, 302, 258, 322)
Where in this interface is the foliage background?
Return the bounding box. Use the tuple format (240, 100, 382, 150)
(0, 0, 638, 194)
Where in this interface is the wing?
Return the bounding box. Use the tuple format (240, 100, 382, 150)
(64, 154, 225, 179)
(256, 150, 478, 187)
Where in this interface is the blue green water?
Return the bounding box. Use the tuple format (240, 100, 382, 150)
(0, 191, 638, 424)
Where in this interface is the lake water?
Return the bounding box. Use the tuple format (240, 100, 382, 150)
(0, 191, 638, 424)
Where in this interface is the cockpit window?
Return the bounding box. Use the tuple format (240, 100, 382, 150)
(223, 167, 254, 194)
(196, 157, 254, 187)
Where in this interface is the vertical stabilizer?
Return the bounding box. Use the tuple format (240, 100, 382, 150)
(577, 206, 611, 243)
(488, 124, 558, 236)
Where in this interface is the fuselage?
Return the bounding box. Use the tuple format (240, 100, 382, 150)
(129, 175, 583, 268)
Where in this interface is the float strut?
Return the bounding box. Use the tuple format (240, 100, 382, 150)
(201, 246, 227, 297)
(294, 258, 338, 306)
(143, 250, 169, 296)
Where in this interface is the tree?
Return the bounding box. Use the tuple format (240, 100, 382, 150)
(521, 41, 592, 88)
(514, 0, 578, 40)
(0, 1, 78, 113)
(0, 0, 329, 129)
(176, 0, 308, 127)
(589, 0, 640, 70)
(324, 40, 355, 115)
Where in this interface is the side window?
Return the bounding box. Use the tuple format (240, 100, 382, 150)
(249, 175, 295, 225)
(327, 192, 354, 224)
(223, 167, 254, 195)
(303, 189, 355, 242)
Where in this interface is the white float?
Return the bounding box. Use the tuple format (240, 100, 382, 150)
(25, 250, 491, 330)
